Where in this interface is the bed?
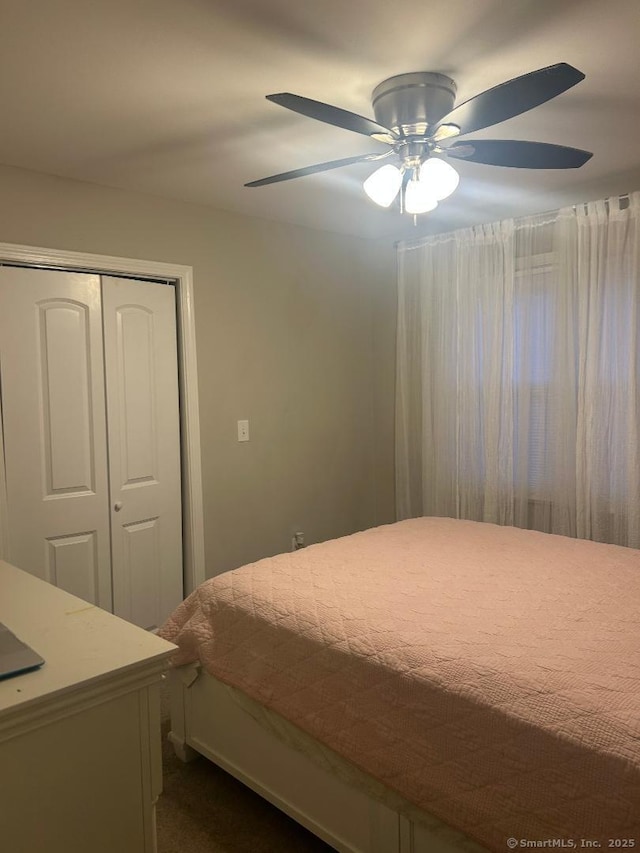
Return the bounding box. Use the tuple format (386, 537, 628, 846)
(160, 517, 640, 852)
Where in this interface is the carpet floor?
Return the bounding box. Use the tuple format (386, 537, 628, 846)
(156, 708, 335, 852)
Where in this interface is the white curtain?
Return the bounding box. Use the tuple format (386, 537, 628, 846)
(396, 192, 640, 548)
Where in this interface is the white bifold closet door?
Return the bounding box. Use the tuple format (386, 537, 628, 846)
(102, 275, 183, 628)
(0, 266, 183, 629)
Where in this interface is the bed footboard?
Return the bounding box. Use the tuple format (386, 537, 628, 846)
(166, 668, 487, 853)
(167, 668, 199, 763)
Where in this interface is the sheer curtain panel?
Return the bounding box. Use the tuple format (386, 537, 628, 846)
(396, 192, 640, 548)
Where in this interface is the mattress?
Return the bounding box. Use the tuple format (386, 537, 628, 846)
(160, 517, 640, 851)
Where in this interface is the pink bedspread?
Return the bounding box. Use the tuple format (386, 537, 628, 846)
(161, 518, 640, 850)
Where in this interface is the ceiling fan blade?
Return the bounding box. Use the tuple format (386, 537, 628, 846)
(266, 93, 394, 141)
(446, 139, 593, 169)
(436, 63, 585, 137)
(245, 152, 389, 187)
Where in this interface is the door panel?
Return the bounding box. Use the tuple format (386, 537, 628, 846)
(122, 517, 161, 632)
(46, 531, 99, 604)
(102, 276, 183, 629)
(0, 268, 112, 608)
(116, 306, 157, 486)
(39, 300, 96, 495)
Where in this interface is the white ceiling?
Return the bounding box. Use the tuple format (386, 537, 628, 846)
(1, 0, 639, 241)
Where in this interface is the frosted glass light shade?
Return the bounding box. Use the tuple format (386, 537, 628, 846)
(418, 158, 459, 201)
(363, 164, 402, 207)
(404, 179, 438, 215)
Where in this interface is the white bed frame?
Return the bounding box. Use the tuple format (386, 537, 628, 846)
(168, 668, 487, 853)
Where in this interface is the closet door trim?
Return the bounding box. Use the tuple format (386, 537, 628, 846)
(0, 242, 205, 595)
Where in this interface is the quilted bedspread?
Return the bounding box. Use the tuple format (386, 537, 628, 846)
(160, 518, 640, 850)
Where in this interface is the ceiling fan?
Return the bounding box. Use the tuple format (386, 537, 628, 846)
(245, 63, 592, 215)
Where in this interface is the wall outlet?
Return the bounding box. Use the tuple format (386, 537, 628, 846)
(292, 531, 305, 551)
(237, 419, 249, 442)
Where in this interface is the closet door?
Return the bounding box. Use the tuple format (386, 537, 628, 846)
(0, 267, 112, 608)
(102, 276, 183, 630)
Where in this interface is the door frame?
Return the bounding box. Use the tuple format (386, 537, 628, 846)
(0, 241, 206, 595)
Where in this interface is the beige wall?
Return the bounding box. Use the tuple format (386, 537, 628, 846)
(0, 164, 396, 577)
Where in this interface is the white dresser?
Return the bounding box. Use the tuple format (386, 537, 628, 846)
(0, 560, 176, 853)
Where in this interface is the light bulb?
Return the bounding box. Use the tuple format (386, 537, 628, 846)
(418, 158, 459, 201)
(363, 164, 402, 208)
(404, 179, 438, 215)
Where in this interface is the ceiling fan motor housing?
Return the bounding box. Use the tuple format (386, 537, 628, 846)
(372, 72, 457, 137)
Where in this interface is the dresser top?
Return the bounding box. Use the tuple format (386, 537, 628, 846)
(0, 560, 176, 715)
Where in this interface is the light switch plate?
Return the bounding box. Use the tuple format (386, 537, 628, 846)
(237, 419, 249, 442)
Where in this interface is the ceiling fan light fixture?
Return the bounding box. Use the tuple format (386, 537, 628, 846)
(252, 64, 591, 213)
(363, 164, 402, 207)
(404, 178, 438, 215)
(418, 157, 460, 201)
